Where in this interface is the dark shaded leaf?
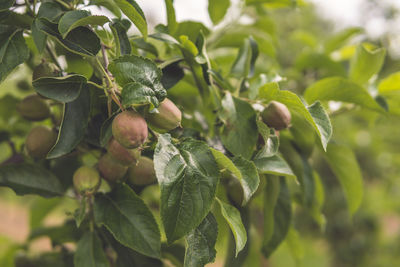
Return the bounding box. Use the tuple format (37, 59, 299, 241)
(47, 87, 91, 159)
(0, 164, 63, 197)
(94, 183, 161, 258)
(262, 177, 292, 257)
(161, 59, 184, 89)
(111, 19, 132, 56)
(0, 0, 15, 11)
(99, 114, 115, 147)
(74, 232, 109, 267)
(37, 18, 101, 57)
(33, 2, 65, 53)
(32, 75, 87, 103)
(59, 10, 109, 38)
(0, 27, 29, 82)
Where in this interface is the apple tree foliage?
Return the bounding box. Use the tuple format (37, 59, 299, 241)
(0, 0, 397, 266)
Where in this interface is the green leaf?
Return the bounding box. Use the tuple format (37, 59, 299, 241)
(121, 82, 160, 108)
(216, 198, 247, 256)
(211, 148, 260, 205)
(59, 10, 109, 38)
(262, 176, 279, 249)
(74, 198, 87, 228)
(349, 43, 386, 84)
(37, 18, 101, 57)
(113, 242, 163, 267)
(262, 177, 292, 257)
(208, 0, 230, 25)
(66, 54, 94, 79)
(164, 0, 177, 35)
(32, 75, 87, 103)
(108, 55, 166, 105)
(307, 101, 332, 149)
(91, 0, 122, 18)
(37, 2, 64, 21)
(230, 37, 258, 78)
(154, 134, 220, 243)
(259, 83, 332, 150)
(161, 59, 184, 89)
(30, 197, 62, 230)
(131, 38, 159, 56)
(110, 19, 132, 57)
(324, 27, 363, 53)
(74, 232, 109, 267)
(0, 10, 33, 29)
(219, 92, 258, 159)
(184, 213, 218, 267)
(114, 0, 147, 38)
(0, 27, 29, 82)
(279, 137, 315, 206)
(94, 183, 161, 258)
(0, 0, 15, 11)
(285, 227, 304, 264)
(47, 87, 91, 159)
(324, 143, 363, 215)
(255, 121, 279, 158)
(29, 220, 81, 244)
(378, 72, 400, 94)
(254, 155, 295, 177)
(175, 21, 210, 43)
(304, 77, 384, 112)
(32, 2, 65, 53)
(99, 114, 115, 147)
(32, 20, 47, 53)
(0, 164, 63, 197)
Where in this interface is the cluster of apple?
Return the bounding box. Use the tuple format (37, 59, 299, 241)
(74, 98, 182, 195)
(19, 62, 183, 196)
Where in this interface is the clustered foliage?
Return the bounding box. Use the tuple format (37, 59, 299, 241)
(0, 0, 397, 266)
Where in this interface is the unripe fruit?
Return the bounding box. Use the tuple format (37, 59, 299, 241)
(16, 94, 51, 121)
(261, 101, 291, 130)
(73, 166, 101, 195)
(146, 98, 182, 132)
(107, 138, 141, 166)
(32, 62, 60, 80)
(127, 157, 157, 186)
(98, 153, 128, 182)
(112, 110, 148, 149)
(25, 126, 57, 159)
